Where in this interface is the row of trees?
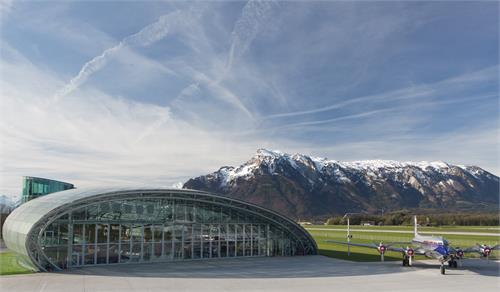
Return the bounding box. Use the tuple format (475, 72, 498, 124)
(324, 212, 500, 226)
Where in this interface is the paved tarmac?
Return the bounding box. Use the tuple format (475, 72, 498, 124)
(0, 256, 499, 292)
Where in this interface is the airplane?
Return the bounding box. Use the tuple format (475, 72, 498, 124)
(325, 216, 499, 275)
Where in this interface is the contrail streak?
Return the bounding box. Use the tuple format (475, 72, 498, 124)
(53, 10, 184, 102)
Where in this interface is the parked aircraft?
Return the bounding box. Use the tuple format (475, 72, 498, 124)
(325, 216, 499, 274)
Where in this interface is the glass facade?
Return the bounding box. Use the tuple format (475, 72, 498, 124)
(22, 176, 74, 203)
(39, 198, 304, 269)
(3, 188, 316, 272)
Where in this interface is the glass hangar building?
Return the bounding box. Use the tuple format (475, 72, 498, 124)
(3, 188, 317, 271)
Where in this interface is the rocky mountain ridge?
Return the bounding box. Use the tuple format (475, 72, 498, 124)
(184, 149, 499, 218)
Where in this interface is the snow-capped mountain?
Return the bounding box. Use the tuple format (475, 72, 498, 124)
(184, 149, 499, 218)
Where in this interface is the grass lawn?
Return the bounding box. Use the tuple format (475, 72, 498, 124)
(307, 226, 500, 262)
(307, 225, 500, 233)
(0, 251, 34, 276)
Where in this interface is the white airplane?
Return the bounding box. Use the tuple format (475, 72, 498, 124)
(325, 216, 499, 274)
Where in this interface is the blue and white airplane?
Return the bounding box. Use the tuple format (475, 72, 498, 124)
(325, 216, 499, 275)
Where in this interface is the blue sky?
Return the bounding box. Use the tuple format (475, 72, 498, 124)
(0, 1, 498, 198)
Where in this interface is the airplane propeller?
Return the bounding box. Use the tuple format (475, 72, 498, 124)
(377, 243, 387, 254)
(372, 242, 387, 261)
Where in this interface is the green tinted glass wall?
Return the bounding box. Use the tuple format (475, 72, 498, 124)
(21, 177, 74, 203)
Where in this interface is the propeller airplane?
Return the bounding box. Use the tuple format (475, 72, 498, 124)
(325, 216, 499, 275)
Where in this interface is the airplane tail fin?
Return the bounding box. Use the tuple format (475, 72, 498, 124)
(413, 215, 418, 236)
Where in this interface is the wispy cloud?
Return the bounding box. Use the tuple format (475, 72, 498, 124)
(52, 9, 193, 102)
(263, 65, 498, 120)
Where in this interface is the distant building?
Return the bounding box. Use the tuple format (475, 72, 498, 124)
(298, 221, 313, 226)
(21, 176, 74, 203)
(0, 195, 14, 239)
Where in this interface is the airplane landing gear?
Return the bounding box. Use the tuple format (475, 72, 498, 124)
(448, 256, 458, 268)
(402, 255, 412, 266)
(440, 264, 445, 275)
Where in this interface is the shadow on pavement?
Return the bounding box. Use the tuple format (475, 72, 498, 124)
(61, 255, 500, 279)
(408, 259, 500, 277)
(62, 255, 416, 279)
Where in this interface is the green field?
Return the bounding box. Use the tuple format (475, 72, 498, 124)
(307, 226, 500, 262)
(0, 251, 34, 276)
(307, 225, 500, 233)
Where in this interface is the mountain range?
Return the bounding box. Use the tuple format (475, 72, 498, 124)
(184, 149, 499, 219)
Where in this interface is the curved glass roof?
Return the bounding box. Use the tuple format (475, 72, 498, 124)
(3, 187, 317, 268)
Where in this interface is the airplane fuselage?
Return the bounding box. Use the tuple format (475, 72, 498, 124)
(411, 234, 450, 262)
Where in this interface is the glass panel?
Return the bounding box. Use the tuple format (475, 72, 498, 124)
(228, 241, 236, 257)
(163, 225, 172, 240)
(162, 201, 173, 221)
(173, 242, 183, 259)
(237, 241, 244, 257)
(58, 223, 69, 245)
(184, 225, 193, 243)
(163, 241, 172, 259)
(220, 224, 227, 242)
(131, 224, 143, 242)
(153, 242, 162, 258)
(72, 208, 86, 220)
(184, 242, 192, 259)
(43, 246, 68, 269)
(144, 225, 152, 243)
(153, 225, 162, 241)
(193, 224, 201, 243)
(73, 224, 84, 244)
(186, 204, 194, 222)
(110, 224, 120, 243)
(84, 245, 95, 265)
(109, 244, 119, 263)
(220, 240, 228, 258)
(130, 242, 141, 262)
(96, 244, 107, 264)
(221, 208, 230, 223)
(121, 224, 131, 241)
(86, 205, 98, 220)
(143, 242, 152, 261)
(244, 240, 251, 256)
(97, 224, 108, 243)
(119, 241, 130, 263)
(84, 224, 96, 245)
(191, 242, 199, 259)
(175, 204, 185, 221)
(71, 245, 83, 266)
(202, 242, 210, 258)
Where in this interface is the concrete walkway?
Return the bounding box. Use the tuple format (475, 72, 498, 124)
(0, 256, 498, 291)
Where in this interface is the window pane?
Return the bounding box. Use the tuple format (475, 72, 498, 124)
(73, 224, 84, 244)
(110, 224, 120, 243)
(84, 224, 96, 245)
(97, 224, 108, 243)
(109, 244, 119, 263)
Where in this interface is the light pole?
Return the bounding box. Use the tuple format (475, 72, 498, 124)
(343, 212, 364, 257)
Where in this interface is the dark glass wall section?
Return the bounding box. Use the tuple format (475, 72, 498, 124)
(22, 177, 74, 203)
(38, 196, 314, 270)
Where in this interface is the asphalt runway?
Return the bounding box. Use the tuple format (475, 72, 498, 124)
(0, 256, 498, 292)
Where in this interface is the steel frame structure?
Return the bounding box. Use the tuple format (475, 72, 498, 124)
(3, 188, 317, 271)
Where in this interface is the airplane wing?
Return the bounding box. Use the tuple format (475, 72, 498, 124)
(453, 243, 500, 257)
(324, 240, 408, 253)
